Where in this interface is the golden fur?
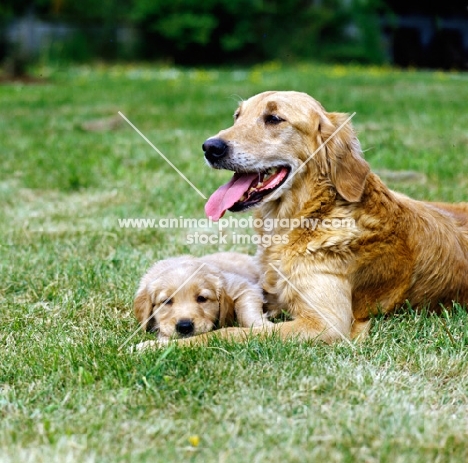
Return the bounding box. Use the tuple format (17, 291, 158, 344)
(134, 252, 271, 343)
(137, 91, 468, 349)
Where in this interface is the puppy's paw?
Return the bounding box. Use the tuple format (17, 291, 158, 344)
(133, 337, 172, 352)
(250, 314, 275, 328)
(134, 340, 159, 352)
(157, 337, 171, 346)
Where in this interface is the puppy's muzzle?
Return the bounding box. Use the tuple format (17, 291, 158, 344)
(175, 319, 195, 336)
(203, 138, 229, 164)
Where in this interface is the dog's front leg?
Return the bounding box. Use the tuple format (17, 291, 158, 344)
(267, 272, 354, 343)
(232, 287, 274, 329)
(221, 273, 273, 329)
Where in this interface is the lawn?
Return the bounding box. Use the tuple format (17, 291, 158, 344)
(1, 62, 468, 462)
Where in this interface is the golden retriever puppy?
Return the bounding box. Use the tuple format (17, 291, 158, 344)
(195, 90, 468, 345)
(134, 252, 272, 345)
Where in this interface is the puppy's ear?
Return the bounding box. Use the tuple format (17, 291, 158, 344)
(218, 288, 235, 327)
(320, 112, 370, 202)
(134, 286, 154, 331)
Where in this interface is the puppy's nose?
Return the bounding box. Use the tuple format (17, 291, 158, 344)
(175, 319, 195, 336)
(203, 138, 228, 163)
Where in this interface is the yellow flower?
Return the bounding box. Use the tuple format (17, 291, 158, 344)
(188, 435, 200, 447)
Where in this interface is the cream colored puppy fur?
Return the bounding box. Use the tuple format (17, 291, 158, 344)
(134, 252, 272, 347)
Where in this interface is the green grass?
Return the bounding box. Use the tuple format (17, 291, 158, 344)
(1, 62, 468, 462)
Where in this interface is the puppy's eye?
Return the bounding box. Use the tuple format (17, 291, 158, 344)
(264, 114, 284, 125)
(234, 111, 240, 120)
(163, 298, 173, 306)
(196, 295, 207, 303)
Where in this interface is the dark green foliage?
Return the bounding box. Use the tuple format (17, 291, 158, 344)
(133, 0, 385, 64)
(1, 0, 386, 65)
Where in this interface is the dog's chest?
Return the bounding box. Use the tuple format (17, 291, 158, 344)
(255, 201, 360, 308)
(258, 237, 352, 309)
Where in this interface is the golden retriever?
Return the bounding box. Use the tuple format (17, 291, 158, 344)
(138, 90, 468, 349)
(134, 252, 272, 346)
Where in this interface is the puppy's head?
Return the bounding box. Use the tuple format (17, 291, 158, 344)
(203, 91, 370, 220)
(134, 258, 234, 340)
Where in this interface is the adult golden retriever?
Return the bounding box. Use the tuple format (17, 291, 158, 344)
(139, 90, 468, 349)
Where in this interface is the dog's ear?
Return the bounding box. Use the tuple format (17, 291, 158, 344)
(320, 112, 370, 202)
(218, 288, 235, 327)
(134, 286, 154, 331)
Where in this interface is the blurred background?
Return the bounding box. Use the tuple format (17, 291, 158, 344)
(1, 0, 467, 78)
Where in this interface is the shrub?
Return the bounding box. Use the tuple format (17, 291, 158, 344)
(132, 0, 386, 64)
(1, 0, 386, 65)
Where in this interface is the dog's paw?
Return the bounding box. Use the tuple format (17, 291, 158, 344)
(157, 337, 171, 346)
(250, 314, 275, 328)
(133, 340, 159, 352)
(133, 338, 171, 352)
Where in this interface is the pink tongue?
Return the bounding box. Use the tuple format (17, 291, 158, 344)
(205, 173, 258, 221)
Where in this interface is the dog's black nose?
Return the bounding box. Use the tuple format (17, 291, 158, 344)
(175, 319, 195, 336)
(203, 138, 228, 163)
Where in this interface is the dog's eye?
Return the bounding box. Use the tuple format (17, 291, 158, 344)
(196, 295, 208, 303)
(163, 298, 173, 306)
(264, 114, 284, 125)
(234, 111, 240, 120)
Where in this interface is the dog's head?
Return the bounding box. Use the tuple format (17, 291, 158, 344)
(203, 91, 370, 220)
(134, 257, 234, 340)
